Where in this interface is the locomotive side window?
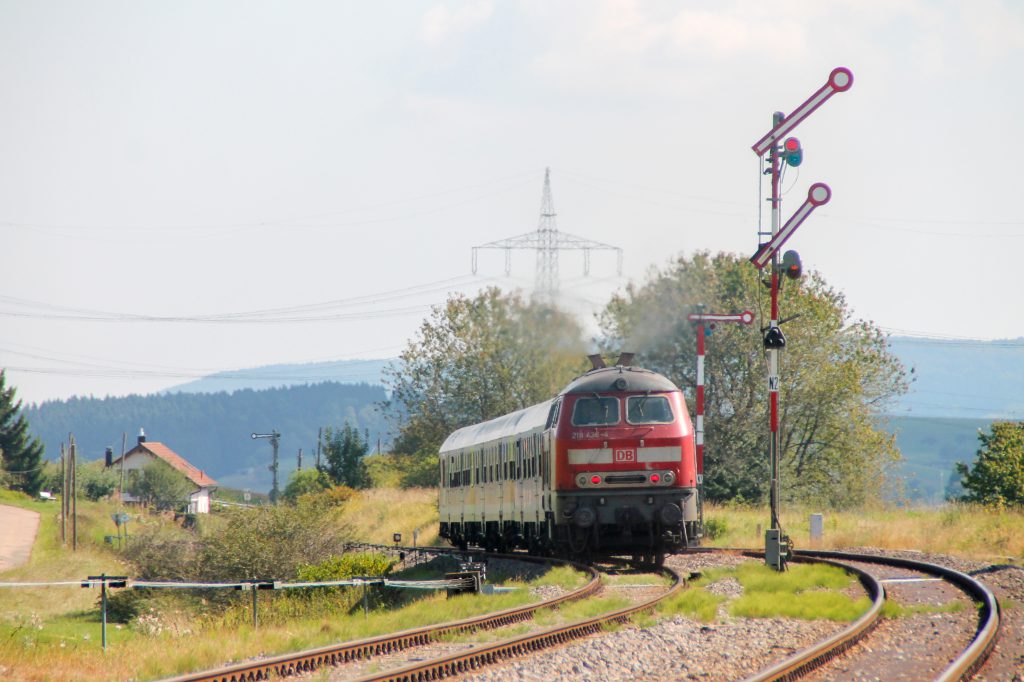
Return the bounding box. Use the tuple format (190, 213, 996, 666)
(571, 397, 620, 426)
(545, 399, 562, 429)
(626, 395, 675, 424)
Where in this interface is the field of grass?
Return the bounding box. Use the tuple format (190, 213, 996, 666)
(336, 486, 439, 546)
(703, 502, 1024, 561)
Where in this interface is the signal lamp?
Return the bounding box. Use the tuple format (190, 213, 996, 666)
(650, 473, 661, 483)
(782, 137, 802, 167)
(780, 250, 802, 279)
(590, 475, 601, 485)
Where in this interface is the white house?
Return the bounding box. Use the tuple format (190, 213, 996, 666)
(111, 430, 218, 513)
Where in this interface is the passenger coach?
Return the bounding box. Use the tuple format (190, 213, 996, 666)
(438, 358, 701, 560)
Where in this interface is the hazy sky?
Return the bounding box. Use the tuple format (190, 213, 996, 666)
(2, 0, 1022, 405)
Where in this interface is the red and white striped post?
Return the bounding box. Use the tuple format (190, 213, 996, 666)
(686, 309, 755, 481)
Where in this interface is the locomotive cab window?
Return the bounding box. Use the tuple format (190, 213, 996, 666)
(626, 395, 675, 424)
(571, 396, 620, 426)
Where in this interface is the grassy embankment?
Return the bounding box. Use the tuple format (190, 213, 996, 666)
(702, 502, 1024, 561)
(0, 487, 579, 681)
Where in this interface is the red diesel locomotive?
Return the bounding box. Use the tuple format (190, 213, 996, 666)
(438, 359, 701, 561)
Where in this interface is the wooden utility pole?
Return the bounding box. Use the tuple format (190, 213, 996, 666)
(71, 436, 79, 551)
(60, 442, 66, 544)
(297, 448, 302, 471)
(315, 427, 322, 469)
(118, 431, 127, 502)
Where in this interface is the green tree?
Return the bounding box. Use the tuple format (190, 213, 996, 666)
(599, 251, 908, 508)
(956, 422, 1024, 506)
(384, 287, 588, 486)
(78, 460, 119, 501)
(128, 461, 193, 511)
(282, 467, 332, 502)
(0, 370, 45, 495)
(319, 425, 371, 489)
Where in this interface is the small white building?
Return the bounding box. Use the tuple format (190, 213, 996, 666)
(112, 431, 218, 513)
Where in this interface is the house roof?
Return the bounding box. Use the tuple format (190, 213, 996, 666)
(115, 442, 218, 488)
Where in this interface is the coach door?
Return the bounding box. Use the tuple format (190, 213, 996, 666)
(515, 440, 524, 523)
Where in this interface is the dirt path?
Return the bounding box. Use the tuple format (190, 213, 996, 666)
(0, 504, 40, 572)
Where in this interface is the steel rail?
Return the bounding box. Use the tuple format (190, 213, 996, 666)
(159, 552, 598, 682)
(742, 549, 1001, 682)
(352, 562, 685, 682)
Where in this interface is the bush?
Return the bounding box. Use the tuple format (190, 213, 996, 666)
(703, 516, 727, 540)
(297, 552, 395, 582)
(77, 460, 120, 501)
(197, 501, 350, 581)
(104, 588, 149, 623)
(122, 525, 199, 581)
(282, 469, 331, 503)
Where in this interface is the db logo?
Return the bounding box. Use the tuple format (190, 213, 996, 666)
(614, 448, 636, 463)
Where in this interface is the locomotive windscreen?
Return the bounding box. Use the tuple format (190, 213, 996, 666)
(571, 397, 620, 426)
(626, 396, 674, 424)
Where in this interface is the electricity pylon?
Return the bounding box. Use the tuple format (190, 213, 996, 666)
(472, 168, 622, 304)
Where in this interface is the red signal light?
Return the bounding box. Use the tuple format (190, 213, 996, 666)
(650, 473, 661, 483)
(782, 137, 803, 167)
(590, 475, 601, 484)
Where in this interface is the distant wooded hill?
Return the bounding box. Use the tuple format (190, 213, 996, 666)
(23, 382, 390, 493)
(164, 358, 389, 395)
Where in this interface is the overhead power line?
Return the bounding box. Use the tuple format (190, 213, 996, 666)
(0, 275, 500, 324)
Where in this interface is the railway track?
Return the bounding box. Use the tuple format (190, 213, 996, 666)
(762, 549, 1002, 682)
(160, 549, 681, 682)
(163, 547, 1001, 682)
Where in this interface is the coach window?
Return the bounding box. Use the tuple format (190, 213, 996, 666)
(571, 396, 620, 426)
(626, 395, 675, 424)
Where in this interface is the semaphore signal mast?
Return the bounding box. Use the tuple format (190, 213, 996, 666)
(750, 67, 853, 571)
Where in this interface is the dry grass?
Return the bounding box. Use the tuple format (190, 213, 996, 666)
(337, 487, 439, 546)
(703, 502, 1024, 561)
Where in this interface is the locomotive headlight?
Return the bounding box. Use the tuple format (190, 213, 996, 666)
(574, 507, 596, 528)
(658, 503, 683, 525)
(663, 471, 675, 484)
(576, 474, 588, 487)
